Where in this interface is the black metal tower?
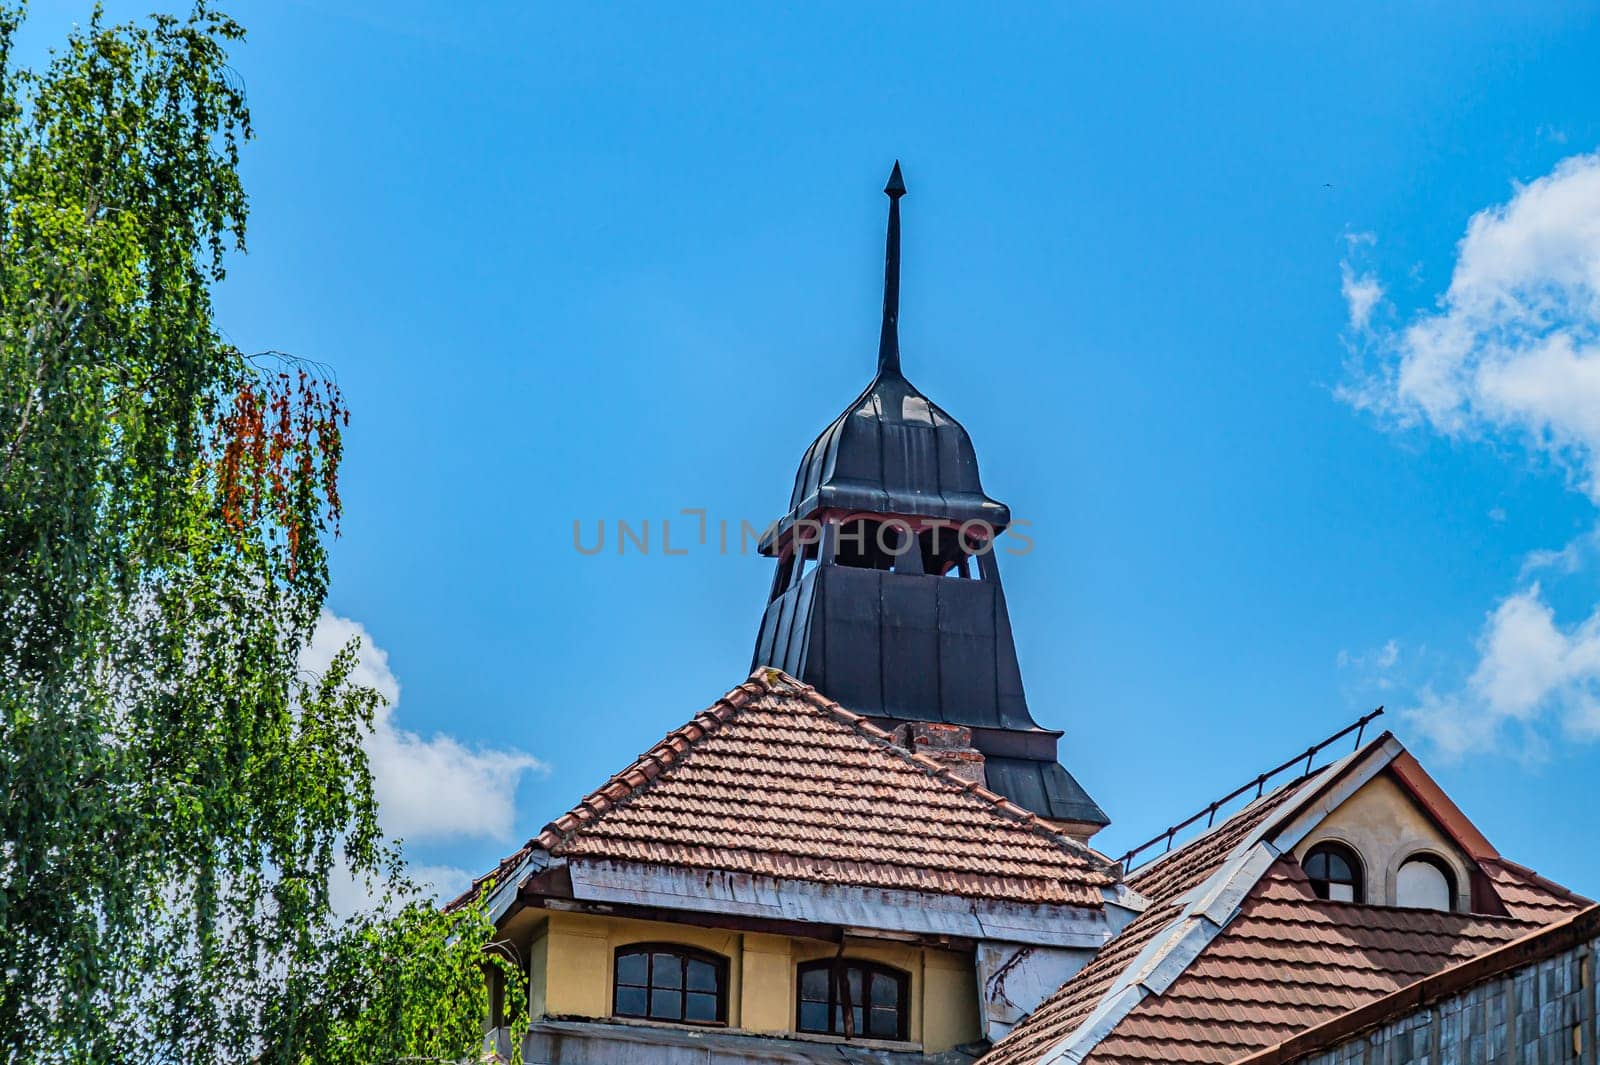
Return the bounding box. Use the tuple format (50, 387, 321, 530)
(751, 163, 1109, 838)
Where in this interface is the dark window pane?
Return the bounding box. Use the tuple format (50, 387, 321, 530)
(800, 966, 829, 1001)
(615, 986, 647, 1017)
(851, 1007, 866, 1035)
(650, 988, 683, 1020)
(845, 968, 864, 1001)
(615, 952, 647, 986)
(869, 1007, 899, 1038)
(685, 991, 718, 1022)
(799, 1001, 830, 1033)
(870, 973, 898, 1008)
(687, 958, 717, 992)
(1305, 851, 1328, 879)
(1327, 854, 1352, 881)
(652, 954, 683, 988)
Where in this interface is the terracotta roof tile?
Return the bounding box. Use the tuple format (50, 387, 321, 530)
(1478, 856, 1592, 923)
(980, 775, 1320, 1065)
(980, 900, 1183, 1065)
(466, 670, 1115, 910)
(1080, 862, 1542, 1065)
(980, 743, 1589, 1065)
(1126, 773, 1315, 904)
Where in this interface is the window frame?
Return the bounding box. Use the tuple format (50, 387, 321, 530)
(1303, 841, 1365, 904)
(795, 957, 911, 1042)
(612, 943, 729, 1027)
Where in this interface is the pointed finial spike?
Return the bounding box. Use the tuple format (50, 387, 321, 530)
(885, 160, 906, 198)
(877, 161, 904, 375)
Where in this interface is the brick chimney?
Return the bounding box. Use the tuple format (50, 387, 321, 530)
(891, 722, 986, 786)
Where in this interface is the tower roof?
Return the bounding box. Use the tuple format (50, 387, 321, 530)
(750, 165, 1106, 833)
(762, 163, 1008, 555)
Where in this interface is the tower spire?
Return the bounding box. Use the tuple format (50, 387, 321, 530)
(878, 161, 906, 376)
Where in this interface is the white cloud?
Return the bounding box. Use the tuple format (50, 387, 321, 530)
(1341, 261, 1384, 332)
(1519, 522, 1600, 579)
(1345, 151, 1600, 493)
(300, 611, 545, 844)
(1404, 585, 1600, 759)
(1377, 638, 1399, 670)
(1343, 149, 1600, 761)
(1336, 637, 1399, 674)
(326, 860, 474, 918)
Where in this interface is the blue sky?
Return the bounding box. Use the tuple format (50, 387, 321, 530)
(19, 3, 1600, 896)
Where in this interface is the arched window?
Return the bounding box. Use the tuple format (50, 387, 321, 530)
(613, 944, 727, 1026)
(1396, 855, 1456, 911)
(1303, 842, 1364, 903)
(796, 958, 909, 1041)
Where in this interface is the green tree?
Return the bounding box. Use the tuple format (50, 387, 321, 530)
(0, 4, 525, 1060)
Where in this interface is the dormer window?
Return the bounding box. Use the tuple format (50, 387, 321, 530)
(796, 958, 909, 1041)
(1303, 842, 1364, 903)
(613, 944, 727, 1026)
(1396, 855, 1456, 911)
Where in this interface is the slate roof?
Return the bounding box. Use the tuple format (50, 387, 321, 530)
(1081, 860, 1540, 1065)
(461, 669, 1116, 910)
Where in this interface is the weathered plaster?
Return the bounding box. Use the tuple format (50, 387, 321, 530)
(1293, 773, 1474, 911)
(975, 944, 1096, 1042)
(526, 909, 982, 1053)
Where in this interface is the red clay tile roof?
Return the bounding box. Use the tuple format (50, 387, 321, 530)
(468, 670, 1116, 909)
(1081, 860, 1542, 1065)
(1231, 902, 1600, 1065)
(982, 901, 1183, 1065)
(1127, 773, 1316, 904)
(980, 773, 1326, 1065)
(1478, 857, 1592, 923)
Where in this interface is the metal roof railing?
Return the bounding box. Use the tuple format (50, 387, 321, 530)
(1116, 706, 1385, 872)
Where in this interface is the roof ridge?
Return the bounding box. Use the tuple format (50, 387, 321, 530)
(534, 677, 766, 851)
(1129, 732, 1398, 885)
(1127, 768, 1320, 885)
(763, 668, 1120, 878)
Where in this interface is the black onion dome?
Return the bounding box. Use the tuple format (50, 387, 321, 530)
(760, 369, 1010, 555)
(749, 163, 1110, 834)
(759, 161, 1009, 556)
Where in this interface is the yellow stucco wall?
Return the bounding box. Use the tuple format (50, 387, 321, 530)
(526, 925, 548, 1020)
(525, 910, 981, 1052)
(922, 948, 980, 1053)
(1294, 771, 1474, 910)
(740, 932, 792, 1033)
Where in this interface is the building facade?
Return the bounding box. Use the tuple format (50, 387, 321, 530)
(458, 167, 1594, 1065)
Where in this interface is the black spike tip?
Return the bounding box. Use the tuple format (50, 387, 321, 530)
(884, 160, 906, 199)
(877, 161, 905, 376)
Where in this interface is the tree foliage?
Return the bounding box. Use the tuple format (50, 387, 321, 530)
(0, 4, 524, 1060)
